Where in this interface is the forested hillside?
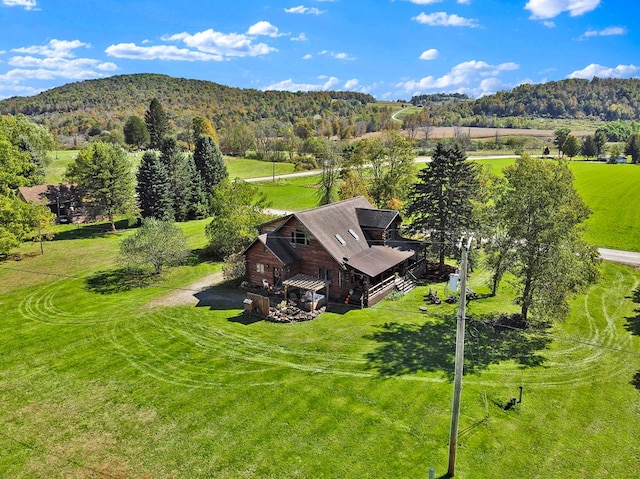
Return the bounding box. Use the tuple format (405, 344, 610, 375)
(0, 74, 381, 140)
(413, 77, 640, 122)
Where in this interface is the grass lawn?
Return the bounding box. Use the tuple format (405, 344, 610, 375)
(1, 220, 639, 478)
(254, 174, 322, 211)
(45, 150, 296, 183)
(226, 157, 295, 179)
(476, 158, 640, 251)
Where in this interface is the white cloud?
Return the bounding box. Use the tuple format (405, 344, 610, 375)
(162, 28, 277, 58)
(318, 50, 356, 60)
(3, 0, 37, 10)
(525, 0, 600, 20)
(291, 33, 308, 41)
(419, 48, 439, 60)
(12, 39, 90, 58)
(582, 26, 627, 38)
(457, 0, 471, 4)
(543, 20, 555, 28)
(302, 53, 313, 60)
(0, 38, 117, 93)
(413, 12, 479, 27)
(105, 43, 224, 61)
(567, 63, 639, 79)
(247, 21, 284, 38)
(406, 0, 443, 4)
(344, 79, 359, 89)
(397, 60, 519, 95)
(285, 5, 325, 15)
(263, 76, 340, 92)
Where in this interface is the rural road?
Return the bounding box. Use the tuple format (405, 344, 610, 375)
(598, 248, 640, 266)
(245, 154, 515, 183)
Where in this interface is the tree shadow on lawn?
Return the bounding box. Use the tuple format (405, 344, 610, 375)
(53, 219, 132, 241)
(364, 313, 551, 379)
(624, 287, 640, 336)
(85, 267, 156, 294)
(632, 371, 640, 390)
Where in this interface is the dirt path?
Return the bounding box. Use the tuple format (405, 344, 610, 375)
(148, 271, 240, 308)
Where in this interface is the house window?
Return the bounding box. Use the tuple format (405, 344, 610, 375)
(318, 268, 331, 282)
(256, 263, 265, 273)
(291, 229, 309, 245)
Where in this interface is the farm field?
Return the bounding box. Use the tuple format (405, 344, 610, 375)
(0, 219, 639, 478)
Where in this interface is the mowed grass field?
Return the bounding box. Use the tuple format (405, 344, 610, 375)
(1, 220, 639, 478)
(478, 158, 640, 251)
(45, 150, 296, 184)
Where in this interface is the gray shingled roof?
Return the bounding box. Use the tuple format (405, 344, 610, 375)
(257, 233, 300, 266)
(346, 246, 415, 277)
(292, 197, 415, 275)
(294, 196, 373, 265)
(355, 208, 400, 230)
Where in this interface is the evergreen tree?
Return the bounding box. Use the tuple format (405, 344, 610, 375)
(65, 142, 135, 231)
(594, 130, 608, 157)
(624, 132, 640, 164)
(193, 134, 228, 193)
(136, 151, 174, 221)
(580, 135, 597, 160)
(159, 137, 192, 221)
(186, 153, 207, 220)
(405, 142, 480, 271)
(145, 98, 170, 149)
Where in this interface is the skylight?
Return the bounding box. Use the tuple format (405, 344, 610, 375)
(335, 234, 346, 245)
(348, 228, 359, 240)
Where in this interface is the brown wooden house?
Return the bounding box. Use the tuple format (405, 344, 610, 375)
(17, 183, 81, 223)
(243, 197, 424, 307)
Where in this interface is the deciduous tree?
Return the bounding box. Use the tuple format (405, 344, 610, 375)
(493, 156, 599, 322)
(205, 179, 271, 259)
(553, 127, 571, 157)
(563, 134, 580, 160)
(119, 218, 189, 274)
(123, 115, 149, 149)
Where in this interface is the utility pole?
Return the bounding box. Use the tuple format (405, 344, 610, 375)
(447, 234, 473, 477)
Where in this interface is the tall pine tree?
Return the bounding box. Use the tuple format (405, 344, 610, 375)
(145, 98, 170, 150)
(193, 134, 228, 193)
(159, 137, 192, 221)
(136, 151, 174, 221)
(405, 142, 480, 271)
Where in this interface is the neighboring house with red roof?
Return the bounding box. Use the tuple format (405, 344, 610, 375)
(243, 196, 424, 307)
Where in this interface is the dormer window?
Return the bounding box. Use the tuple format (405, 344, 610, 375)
(291, 229, 309, 245)
(348, 228, 359, 240)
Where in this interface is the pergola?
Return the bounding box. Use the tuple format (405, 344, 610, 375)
(282, 273, 330, 310)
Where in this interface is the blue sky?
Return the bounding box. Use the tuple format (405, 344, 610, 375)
(1, 0, 638, 101)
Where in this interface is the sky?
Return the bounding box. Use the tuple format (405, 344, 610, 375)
(0, 0, 639, 101)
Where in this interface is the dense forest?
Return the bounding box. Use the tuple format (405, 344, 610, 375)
(0, 74, 382, 142)
(3, 75, 640, 146)
(411, 77, 640, 123)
